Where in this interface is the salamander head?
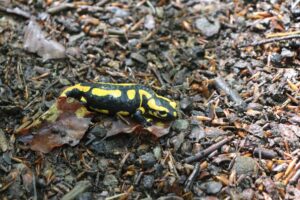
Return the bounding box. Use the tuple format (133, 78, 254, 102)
(60, 84, 91, 100)
(146, 95, 177, 120)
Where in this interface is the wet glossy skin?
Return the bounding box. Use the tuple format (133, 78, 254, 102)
(60, 82, 177, 124)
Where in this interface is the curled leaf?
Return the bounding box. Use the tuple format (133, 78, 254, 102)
(17, 97, 93, 153)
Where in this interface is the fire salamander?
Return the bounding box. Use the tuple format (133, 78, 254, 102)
(60, 82, 177, 125)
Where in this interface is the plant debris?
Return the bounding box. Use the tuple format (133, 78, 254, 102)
(1, 0, 300, 199)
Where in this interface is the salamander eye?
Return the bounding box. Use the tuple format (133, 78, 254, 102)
(158, 111, 167, 115)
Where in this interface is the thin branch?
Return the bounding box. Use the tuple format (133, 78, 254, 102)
(239, 35, 300, 48)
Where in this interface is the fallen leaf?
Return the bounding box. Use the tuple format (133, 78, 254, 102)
(103, 117, 172, 139)
(24, 20, 66, 61)
(17, 97, 93, 153)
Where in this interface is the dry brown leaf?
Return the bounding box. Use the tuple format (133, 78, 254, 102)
(17, 97, 93, 153)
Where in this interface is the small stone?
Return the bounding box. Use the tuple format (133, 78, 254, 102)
(68, 33, 85, 46)
(234, 156, 258, 176)
(139, 153, 156, 169)
(154, 164, 164, 176)
(170, 132, 185, 151)
(107, 60, 120, 69)
(107, 7, 129, 17)
(144, 14, 155, 30)
(233, 60, 249, 69)
(172, 119, 189, 132)
(189, 125, 205, 141)
(98, 159, 109, 172)
(89, 125, 107, 138)
(180, 97, 193, 111)
(181, 141, 192, 154)
(241, 188, 255, 200)
(283, 68, 298, 79)
(205, 127, 226, 138)
(201, 181, 222, 194)
(0, 129, 8, 152)
(281, 48, 295, 58)
(247, 103, 263, 111)
(247, 124, 264, 138)
(194, 17, 220, 38)
(77, 192, 92, 200)
(270, 53, 282, 66)
(131, 53, 147, 64)
(103, 174, 118, 187)
(153, 146, 162, 160)
(142, 175, 155, 189)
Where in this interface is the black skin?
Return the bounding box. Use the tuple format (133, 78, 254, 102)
(63, 83, 177, 126)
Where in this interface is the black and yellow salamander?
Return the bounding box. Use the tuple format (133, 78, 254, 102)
(60, 82, 177, 125)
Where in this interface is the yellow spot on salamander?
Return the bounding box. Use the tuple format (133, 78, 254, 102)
(139, 107, 145, 114)
(147, 99, 169, 113)
(90, 107, 109, 114)
(139, 90, 152, 107)
(139, 90, 152, 99)
(80, 97, 87, 103)
(127, 90, 136, 100)
(170, 101, 177, 109)
(155, 122, 165, 127)
(117, 111, 130, 116)
(91, 88, 122, 98)
(173, 111, 177, 117)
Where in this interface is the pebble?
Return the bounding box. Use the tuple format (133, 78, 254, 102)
(170, 132, 185, 151)
(89, 125, 107, 138)
(233, 60, 249, 69)
(241, 188, 255, 200)
(247, 124, 264, 138)
(270, 53, 282, 66)
(131, 52, 147, 65)
(103, 174, 118, 187)
(139, 153, 156, 169)
(142, 175, 155, 189)
(281, 48, 295, 58)
(172, 119, 189, 132)
(200, 181, 222, 194)
(144, 14, 155, 30)
(234, 156, 258, 176)
(194, 17, 220, 37)
(0, 129, 8, 152)
(180, 97, 193, 112)
(107, 60, 120, 69)
(153, 146, 162, 160)
(180, 141, 192, 154)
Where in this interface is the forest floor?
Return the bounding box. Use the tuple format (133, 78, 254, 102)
(1, 0, 300, 199)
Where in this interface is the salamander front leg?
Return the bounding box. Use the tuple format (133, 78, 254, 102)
(133, 109, 152, 127)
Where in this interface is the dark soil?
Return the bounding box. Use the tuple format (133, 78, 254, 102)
(1, 0, 300, 199)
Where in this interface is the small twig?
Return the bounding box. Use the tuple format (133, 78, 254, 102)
(47, 3, 75, 14)
(61, 181, 91, 200)
(184, 163, 200, 191)
(32, 172, 37, 200)
(214, 76, 247, 109)
(117, 152, 130, 176)
(0, 6, 31, 18)
(238, 35, 300, 48)
(0, 129, 8, 152)
(96, 0, 111, 7)
(266, 31, 300, 38)
(149, 63, 165, 87)
(106, 193, 128, 200)
(253, 147, 278, 159)
(183, 136, 234, 163)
